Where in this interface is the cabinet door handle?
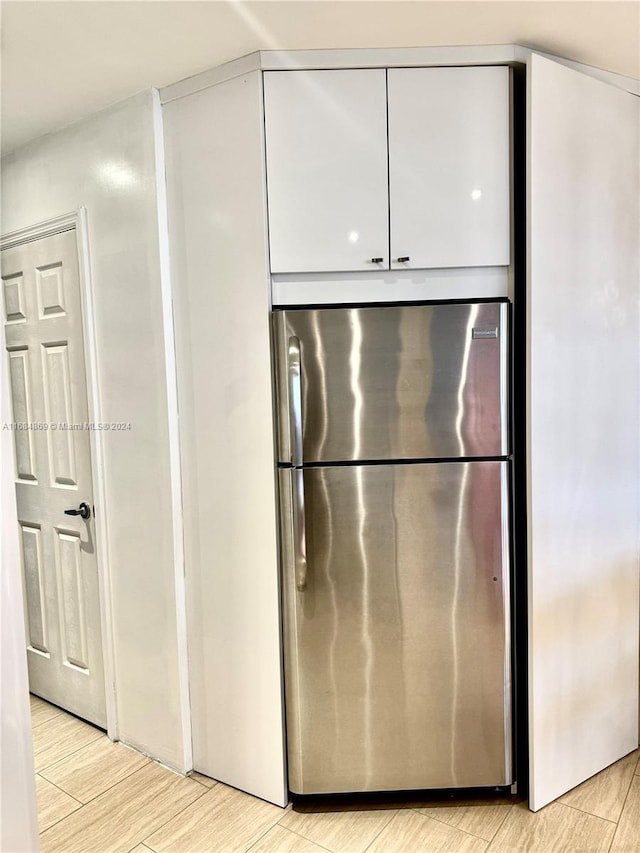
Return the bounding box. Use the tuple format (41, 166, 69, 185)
(396, 256, 410, 263)
(370, 257, 384, 264)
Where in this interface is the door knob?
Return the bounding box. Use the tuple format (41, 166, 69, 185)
(64, 502, 91, 520)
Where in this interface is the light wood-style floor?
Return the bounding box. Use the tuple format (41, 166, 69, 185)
(32, 694, 640, 852)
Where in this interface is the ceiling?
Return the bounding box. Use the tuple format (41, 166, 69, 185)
(2, 0, 639, 155)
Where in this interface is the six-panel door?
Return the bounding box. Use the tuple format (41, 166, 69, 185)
(2, 230, 107, 728)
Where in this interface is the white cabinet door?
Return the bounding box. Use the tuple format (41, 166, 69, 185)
(264, 69, 389, 273)
(527, 53, 639, 811)
(388, 66, 510, 270)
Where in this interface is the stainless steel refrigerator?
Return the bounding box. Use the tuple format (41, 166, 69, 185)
(273, 301, 512, 795)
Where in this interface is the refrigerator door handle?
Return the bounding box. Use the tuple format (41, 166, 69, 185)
(288, 336, 303, 467)
(288, 336, 307, 589)
(292, 467, 308, 591)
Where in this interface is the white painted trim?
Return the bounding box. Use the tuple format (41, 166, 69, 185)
(271, 267, 509, 306)
(151, 89, 193, 773)
(515, 46, 640, 97)
(507, 67, 516, 305)
(159, 44, 639, 105)
(259, 44, 519, 70)
(500, 459, 513, 786)
(1, 209, 118, 739)
(257, 70, 289, 804)
(161, 45, 520, 103)
(76, 208, 118, 740)
(0, 212, 77, 250)
(160, 52, 261, 104)
(1, 307, 40, 853)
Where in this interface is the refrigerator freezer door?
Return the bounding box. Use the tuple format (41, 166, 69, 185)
(274, 303, 507, 465)
(279, 461, 511, 794)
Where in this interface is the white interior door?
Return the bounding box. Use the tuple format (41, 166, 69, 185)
(527, 53, 639, 810)
(2, 229, 107, 728)
(264, 69, 389, 273)
(387, 66, 510, 270)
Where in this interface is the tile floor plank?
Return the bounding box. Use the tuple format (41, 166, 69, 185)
(145, 783, 284, 853)
(559, 749, 639, 822)
(247, 824, 330, 853)
(366, 810, 488, 853)
(36, 775, 82, 833)
(31, 702, 640, 852)
(610, 774, 640, 853)
(487, 801, 615, 852)
(42, 737, 150, 803)
(39, 762, 205, 853)
(188, 771, 217, 789)
(30, 694, 63, 728)
(415, 803, 513, 842)
(279, 806, 397, 853)
(33, 713, 103, 772)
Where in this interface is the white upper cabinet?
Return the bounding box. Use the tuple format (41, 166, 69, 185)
(264, 66, 510, 275)
(264, 69, 389, 273)
(388, 66, 510, 270)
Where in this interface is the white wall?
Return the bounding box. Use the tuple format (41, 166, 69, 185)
(526, 53, 640, 811)
(1, 92, 189, 771)
(1, 317, 39, 852)
(163, 72, 287, 806)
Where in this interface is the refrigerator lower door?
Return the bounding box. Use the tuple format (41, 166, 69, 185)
(279, 461, 511, 794)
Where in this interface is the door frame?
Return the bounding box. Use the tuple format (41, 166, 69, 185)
(1, 208, 117, 739)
